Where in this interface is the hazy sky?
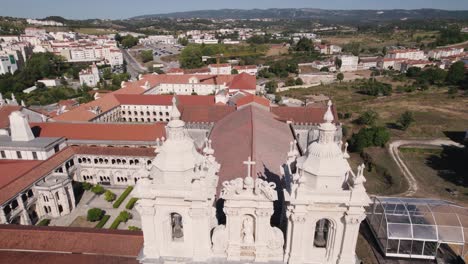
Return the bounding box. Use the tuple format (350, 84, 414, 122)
(2, 0, 468, 19)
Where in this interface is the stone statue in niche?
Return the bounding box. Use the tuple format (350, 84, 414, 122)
(171, 213, 184, 241)
(267, 227, 284, 250)
(211, 225, 228, 254)
(242, 216, 254, 244)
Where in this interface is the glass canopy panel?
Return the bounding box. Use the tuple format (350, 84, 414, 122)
(412, 224, 438, 241)
(388, 223, 412, 239)
(438, 226, 464, 244)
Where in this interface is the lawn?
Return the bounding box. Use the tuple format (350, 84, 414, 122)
(279, 79, 468, 139)
(349, 147, 408, 196)
(400, 146, 468, 206)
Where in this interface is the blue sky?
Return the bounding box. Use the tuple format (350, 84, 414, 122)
(2, 0, 468, 19)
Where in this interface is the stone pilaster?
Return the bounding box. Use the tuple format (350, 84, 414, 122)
(287, 213, 307, 264)
(337, 214, 366, 264)
(254, 208, 273, 262)
(225, 208, 241, 261)
(136, 201, 159, 260)
(189, 207, 211, 262)
(0, 206, 8, 224)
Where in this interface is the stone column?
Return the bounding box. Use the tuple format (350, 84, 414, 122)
(287, 213, 307, 264)
(337, 214, 366, 264)
(17, 196, 31, 225)
(190, 207, 212, 262)
(254, 208, 273, 262)
(136, 200, 159, 261)
(225, 208, 241, 261)
(0, 206, 8, 224)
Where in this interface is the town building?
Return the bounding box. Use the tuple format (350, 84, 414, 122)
(428, 48, 465, 60)
(79, 64, 100, 87)
(338, 55, 359, 72)
(0, 55, 18, 75)
(208, 63, 232, 75)
(233, 65, 258, 75)
(385, 49, 426, 61)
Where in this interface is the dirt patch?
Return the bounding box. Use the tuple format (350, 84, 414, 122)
(69, 216, 97, 228)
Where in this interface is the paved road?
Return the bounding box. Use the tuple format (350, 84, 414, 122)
(388, 139, 464, 196)
(122, 49, 147, 79)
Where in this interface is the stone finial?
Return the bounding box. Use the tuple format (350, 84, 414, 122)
(354, 163, 366, 187)
(170, 96, 181, 120)
(323, 100, 334, 123)
(21, 100, 26, 107)
(343, 142, 350, 159)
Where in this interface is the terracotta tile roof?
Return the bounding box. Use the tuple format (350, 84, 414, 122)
(209, 63, 230, 67)
(228, 72, 256, 90)
(0, 225, 143, 258)
(271, 105, 337, 124)
(0, 251, 139, 264)
(74, 146, 156, 157)
(31, 122, 166, 142)
(235, 94, 270, 108)
(180, 105, 235, 123)
(0, 105, 22, 129)
(53, 85, 145, 122)
(210, 106, 294, 195)
(0, 160, 42, 191)
(0, 147, 75, 204)
(114, 94, 215, 106)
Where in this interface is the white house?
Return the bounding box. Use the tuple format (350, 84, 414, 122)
(79, 64, 100, 87)
(338, 55, 359, 72)
(209, 64, 232, 75)
(0, 55, 18, 75)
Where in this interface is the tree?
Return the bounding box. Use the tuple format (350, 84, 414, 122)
(178, 37, 189, 46)
(91, 184, 105, 195)
(285, 77, 296, 87)
(118, 211, 132, 222)
(337, 72, 344, 83)
(406, 67, 421, 78)
(295, 37, 314, 52)
(231, 68, 239, 74)
(320, 67, 329, 72)
(335, 57, 342, 70)
(140, 50, 153, 63)
(356, 110, 379, 126)
(179, 45, 204, 69)
(82, 182, 93, 191)
(265, 80, 278, 93)
(349, 126, 390, 152)
(121, 35, 138, 49)
(87, 208, 104, 222)
(398, 111, 415, 131)
(295, 78, 304, 86)
(102, 68, 112, 80)
(446, 61, 465, 85)
(104, 190, 116, 202)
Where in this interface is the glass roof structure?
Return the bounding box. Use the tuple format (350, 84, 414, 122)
(366, 196, 468, 259)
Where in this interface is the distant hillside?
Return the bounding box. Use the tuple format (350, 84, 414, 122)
(131, 8, 468, 22)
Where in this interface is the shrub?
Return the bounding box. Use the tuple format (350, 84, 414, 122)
(82, 182, 93, 191)
(109, 218, 121, 229)
(128, 226, 141, 231)
(37, 219, 50, 226)
(104, 190, 116, 202)
(95, 215, 110, 228)
(349, 127, 390, 153)
(91, 184, 105, 195)
(119, 211, 132, 223)
(126, 197, 139, 210)
(397, 111, 415, 131)
(87, 208, 104, 222)
(113, 186, 134, 208)
(356, 110, 379, 126)
(295, 78, 304, 86)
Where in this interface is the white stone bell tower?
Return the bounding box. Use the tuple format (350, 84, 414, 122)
(134, 97, 220, 263)
(285, 101, 370, 264)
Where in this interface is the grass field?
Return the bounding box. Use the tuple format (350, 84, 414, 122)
(279, 78, 468, 139)
(400, 147, 468, 206)
(74, 28, 117, 35)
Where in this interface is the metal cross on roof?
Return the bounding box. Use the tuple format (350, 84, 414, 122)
(243, 156, 256, 178)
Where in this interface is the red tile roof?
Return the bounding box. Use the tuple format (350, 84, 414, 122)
(114, 94, 215, 106)
(210, 106, 294, 195)
(0, 105, 22, 129)
(0, 160, 42, 191)
(0, 147, 76, 204)
(180, 105, 235, 123)
(31, 122, 166, 142)
(228, 73, 257, 90)
(0, 251, 139, 264)
(74, 146, 156, 157)
(235, 94, 270, 108)
(271, 105, 337, 124)
(0, 225, 143, 258)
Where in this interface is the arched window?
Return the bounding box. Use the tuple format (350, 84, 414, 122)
(171, 213, 184, 241)
(58, 204, 63, 213)
(314, 219, 331, 248)
(44, 206, 48, 214)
